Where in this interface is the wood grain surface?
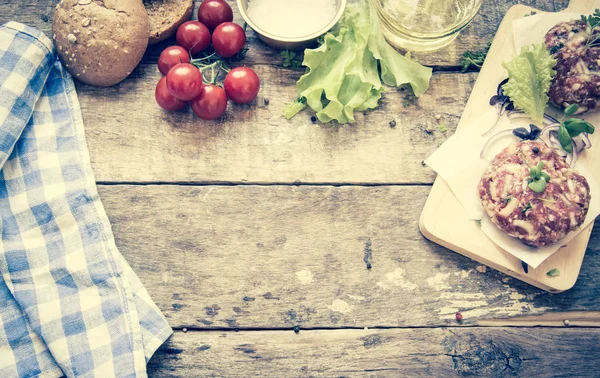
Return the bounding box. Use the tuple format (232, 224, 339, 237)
(99, 185, 600, 329)
(3, 0, 599, 376)
(147, 328, 600, 377)
(81, 67, 473, 184)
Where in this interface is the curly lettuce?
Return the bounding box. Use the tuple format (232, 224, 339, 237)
(283, 0, 432, 124)
(502, 44, 556, 124)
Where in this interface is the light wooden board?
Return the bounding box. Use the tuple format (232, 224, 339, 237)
(0, 0, 569, 69)
(147, 328, 600, 377)
(98, 185, 600, 328)
(420, 1, 600, 293)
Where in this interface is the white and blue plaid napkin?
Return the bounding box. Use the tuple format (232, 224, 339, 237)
(0, 22, 172, 377)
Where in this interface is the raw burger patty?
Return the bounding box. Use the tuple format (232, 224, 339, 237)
(478, 141, 590, 247)
(545, 19, 600, 112)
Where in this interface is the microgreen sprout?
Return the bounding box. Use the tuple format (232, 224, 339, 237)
(556, 104, 595, 154)
(528, 161, 550, 193)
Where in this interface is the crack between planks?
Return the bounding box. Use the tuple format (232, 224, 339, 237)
(171, 324, 600, 333)
(136, 61, 475, 74)
(96, 181, 434, 187)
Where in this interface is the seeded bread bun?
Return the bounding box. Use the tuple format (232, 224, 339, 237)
(53, 0, 149, 87)
(145, 0, 194, 45)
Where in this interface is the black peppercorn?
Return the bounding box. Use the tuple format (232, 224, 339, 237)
(532, 147, 539, 154)
(310, 116, 317, 123)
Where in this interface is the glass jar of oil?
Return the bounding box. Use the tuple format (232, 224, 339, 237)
(371, 0, 483, 52)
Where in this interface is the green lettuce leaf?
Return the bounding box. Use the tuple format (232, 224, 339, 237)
(502, 44, 556, 124)
(283, 0, 432, 124)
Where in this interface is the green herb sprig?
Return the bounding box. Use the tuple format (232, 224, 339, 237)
(557, 104, 595, 153)
(460, 41, 491, 72)
(582, 9, 600, 29)
(546, 268, 560, 277)
(281, 50, 303, 68)
(190, 48, 248, 84)
(581, 9, 600, 50)
(528, 162, 550, 193)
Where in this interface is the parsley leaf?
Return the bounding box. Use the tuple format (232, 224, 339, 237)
(581, 9, 600, 50)
(460, 41, 491, 72)
(281, 50, 303, 68)
(582, 9, 600, 31)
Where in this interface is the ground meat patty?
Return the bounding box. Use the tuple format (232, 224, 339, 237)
(545, 19, 600, 112)
(479, 141, 590, 247)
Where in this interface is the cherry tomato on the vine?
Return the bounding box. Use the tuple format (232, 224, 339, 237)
(198, 0, 233, 31)
(223, 67, 260, 104)
(212, 22, 246, 58)
(166, 63, 204, 101)
(158, 46, 190, 76)
(191, 84, 228, 120)
(176, 21, 211, 56)
(155, 77, 187, 111)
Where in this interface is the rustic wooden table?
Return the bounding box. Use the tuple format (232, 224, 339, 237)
(3, 0, 600, 376)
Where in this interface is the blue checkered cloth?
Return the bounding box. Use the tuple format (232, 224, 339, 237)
(0, 22, 172, 377)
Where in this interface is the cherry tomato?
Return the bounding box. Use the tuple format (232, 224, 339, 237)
(223, 67, 260, 104)
(176, 21, 211, 56)
(158, 46, 190, 76)
(155, 77, 187, 111)
(166, 63, 204, 101)
(212, 22, 246, 58)
(191, 84, 228, 120)
(198, 0, 233, 31)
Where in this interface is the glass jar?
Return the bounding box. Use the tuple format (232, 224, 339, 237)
(371, 0, 483, 52)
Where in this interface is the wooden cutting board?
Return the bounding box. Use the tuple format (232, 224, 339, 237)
(420, 0, 600, 293)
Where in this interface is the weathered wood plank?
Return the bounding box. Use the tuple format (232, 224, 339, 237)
(147, 327, 600, 377)
(98, 185, 600, 329)
(0, 0, 569, 68)
(479, 311, 600, 327)
(80, 66, 473, 184)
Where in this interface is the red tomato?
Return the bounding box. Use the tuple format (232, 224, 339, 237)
(212, 22, 246, 58)
(155, 77, 187, 111)
(223, 67, 260, 104)
(176, 21, 211, 56)
(158, 46, 190, 76)
(191, 84, 228, 120)
(198, 0, 233, 31)
(166, 63, 204, 101)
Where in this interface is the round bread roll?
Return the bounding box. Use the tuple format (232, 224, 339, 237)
(53, 0, 149, 87)
(145, 0, 194, 45)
